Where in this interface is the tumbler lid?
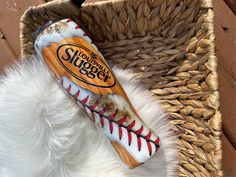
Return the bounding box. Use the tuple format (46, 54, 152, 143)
(34, 19, 61, 43)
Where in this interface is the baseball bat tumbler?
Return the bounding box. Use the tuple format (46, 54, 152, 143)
(34, 19, 160, 168)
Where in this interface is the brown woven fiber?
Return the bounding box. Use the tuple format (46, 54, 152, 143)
(20, 0, 222, 176)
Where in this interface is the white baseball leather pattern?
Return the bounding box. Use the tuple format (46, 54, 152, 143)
(61, 76, 160, 163)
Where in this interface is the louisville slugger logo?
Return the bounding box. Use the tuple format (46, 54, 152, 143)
(56, 43, 116, 88)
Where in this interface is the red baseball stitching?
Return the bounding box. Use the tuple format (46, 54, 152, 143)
(109, 122, 113, 134)
(128, 132, 132, 145)
(118, 116, 126, 125)
(137, 137, 142, 151)
(147, 142, 152, 156)
(145, 131, 152, 140)
(98, 108, 107, 116)
(82, 95, 89, 104)
(67, 19, 73, 23)
(90, 101, 98, 111)
(73, 90, 80, 99)
(108, 110, 117, 120)
(63, 83, 160, 155)
(118, 127, 122, 140)
(127, 120, 135, 130)
(154, 137, 160, 145)
(66, 85, 71, 92)
(136, 126, 144, 136)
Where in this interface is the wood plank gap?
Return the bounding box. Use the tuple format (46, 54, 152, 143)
(222, 133, 236, 177)
(224, 0, 236, 15)
(223, 128, 236, 150)
(214, 0, 236, 80)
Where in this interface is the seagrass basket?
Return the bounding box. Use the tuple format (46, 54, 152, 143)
(20, 0, 222, 176)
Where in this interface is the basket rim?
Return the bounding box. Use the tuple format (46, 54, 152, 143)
(19, 0, 222, 176)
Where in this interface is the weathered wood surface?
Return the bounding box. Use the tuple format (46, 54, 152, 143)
(213, 0, 236, 176)
(214, 0, 236, 147)
(0, 29, 17, 73)
(224, 0, 236, 14)
(218, 65, 236, 147)
(0, 0, 45, 57)
(222, 134, 236, 177)
(214, 0, 236, 80)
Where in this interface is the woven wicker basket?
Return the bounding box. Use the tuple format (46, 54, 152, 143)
(20, 0, 222, 176)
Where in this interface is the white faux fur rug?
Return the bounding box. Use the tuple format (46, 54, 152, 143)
(0, 56, 178, 177)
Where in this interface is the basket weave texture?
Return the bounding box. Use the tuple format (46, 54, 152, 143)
(20, 0, 222, 176)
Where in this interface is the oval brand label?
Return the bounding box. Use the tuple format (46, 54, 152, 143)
(56, 43, 116, 88)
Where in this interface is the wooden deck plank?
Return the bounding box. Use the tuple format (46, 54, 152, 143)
(218, 65, 236, 148)
(0, 0, 45, 57)
(214, 0, 236, 148)
(0, 30, 17, 73)
(224, 0, 236, 14)
(222, 134, 236, 177)
(214, 0, 236, 80)
(214, 1, 236, 174)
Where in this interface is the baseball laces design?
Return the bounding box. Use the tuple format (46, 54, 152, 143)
(60, 77, 160, 157)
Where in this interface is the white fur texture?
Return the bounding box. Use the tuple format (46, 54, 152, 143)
(0, 56, 178, 177)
